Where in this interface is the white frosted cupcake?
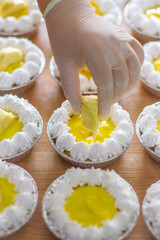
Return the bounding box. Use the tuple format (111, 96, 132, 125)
(0, 0, 43, 36)
(89, 0, 122, 26)
(0, 160, 38, 238)
(140, 41, 160, 97)
(124, 0, 160, 41)
(47, 98, 134, 168)
(49, 57, 97, 94)
(136, 102, 160, 163)
(0, 37, 45, 95)
(0, 94, 43, 163)
(143, 181, 160, 239)
(42, 167, 139, 240)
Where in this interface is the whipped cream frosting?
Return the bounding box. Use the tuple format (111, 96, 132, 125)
(0, 94, 42, 158)
(138, 102, 160, 154)
(43, 167, 139, 240)
(143, 180, 160, 239)
(124, 0, 160, 37)
(0, 0, 43, 34)
(0, 37, 44, 90)
(0, 160, 38, 237)
(48, 100, 133, 162)
(141, 41, 160, 89)
(90, 0, 122, 26)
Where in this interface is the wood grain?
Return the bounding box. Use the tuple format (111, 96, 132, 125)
(7, 4, 160, 240)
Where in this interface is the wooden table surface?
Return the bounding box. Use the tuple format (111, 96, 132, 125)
(7, 3, 160, 240)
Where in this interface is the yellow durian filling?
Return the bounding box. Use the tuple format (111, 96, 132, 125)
(156, 120, 160, 131)
(152, 55, 160, 73)
(0, 177, 18, 213)
(144, 6, 160, 22)
(68, 114, 115, 144)
(79, 67, 92, 80)
(64, 185, 117, 227)
(0, 0, 28, 19)
(90, 0, 105, 17)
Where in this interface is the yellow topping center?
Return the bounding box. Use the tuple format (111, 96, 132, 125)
(156, 120, 160, 131)
(144, 6, 160, 22)
(64, 185, 117, 227)
(0, 177, 18, 213)
(79, 67, 92, 80)
(68, 114, 115, 144)
(0, 0, 28, 19)
(152, 55, 160, 73)
(0, 108, 23, 142)
(0, 47, 24, 73)
(90, 0, 104, 17)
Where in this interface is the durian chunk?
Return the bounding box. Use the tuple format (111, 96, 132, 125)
(81, 95, 98, 138)
(0, 108, 17, 134)
(0, 47, 23, 72)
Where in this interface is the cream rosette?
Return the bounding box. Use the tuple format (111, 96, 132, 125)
(0, 0, 43, 35)
(47, 100, 133, 166)
(49, 57, 97, 94)
(0, 160, 38, 238)
(124, 0, 160, 39)
(42, 167, 139, 240)
(89, 0, 122, 26)
(0, 37, 45, 92)
(0, 94, 43, 160)
(143, 181, 160, 240)
(136, 102, 160, 162)
(141, 41, 160, 93)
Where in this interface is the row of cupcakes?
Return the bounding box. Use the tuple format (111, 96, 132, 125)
(0, 94, 160, 167)
(0, 160, 159, 240)
(0, 0, 122, 38)
(1, 36, 160, 100)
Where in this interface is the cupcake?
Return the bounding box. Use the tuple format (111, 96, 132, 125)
(49, 57, 97, 95)
(124, 0, 160, 42)
(47, 96, 133, 168)
(0, 94, 43, 163)
(0, 160, 38, 238)
(89, 0, 122, 26)
(136, 102, 160, 163)
(42, 167, 139, 240)
(140, 41, 160, 98)
(143, 180, 160, 239)
(0, 0, 43, 37)
(0, 37, 45, 95)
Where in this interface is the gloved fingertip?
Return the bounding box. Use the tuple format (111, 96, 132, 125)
(71, 98, 81, 115)
(99, 103, 111, 120)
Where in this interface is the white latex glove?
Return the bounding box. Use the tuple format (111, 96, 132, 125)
(45, 0, 144, 119)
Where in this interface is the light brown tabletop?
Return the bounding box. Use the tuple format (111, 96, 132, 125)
(7, 3, 160, 240)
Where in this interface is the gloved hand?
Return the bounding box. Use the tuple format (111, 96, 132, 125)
(45, 0, 144, 119)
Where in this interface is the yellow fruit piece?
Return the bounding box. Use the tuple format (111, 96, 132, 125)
(0, 47, 24, 73)
(64, 185, 117, 227)
(0, 108, 23, 141)
(0, 0, 28, 19)
(0, 108, 17, 134)
(153, 55, 160, 73)
(81, 95, 98, 138)
(90, 0, 104, 17)
(144, 6, 160, 21)
(0, 177, 18, 213)
(79, 67, 91, 80)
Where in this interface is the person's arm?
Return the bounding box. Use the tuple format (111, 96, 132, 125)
(37, 0, 144, 119)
